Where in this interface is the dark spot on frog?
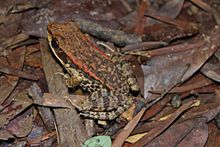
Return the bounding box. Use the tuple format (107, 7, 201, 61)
(51, 38, 59, 49)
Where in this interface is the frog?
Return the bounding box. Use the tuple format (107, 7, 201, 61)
(47, 21, 139, 120)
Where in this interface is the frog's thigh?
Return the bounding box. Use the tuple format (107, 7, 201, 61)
(80, 104, 131, 120)
(82, 90, 130, 111)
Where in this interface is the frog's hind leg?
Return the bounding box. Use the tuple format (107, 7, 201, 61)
(80, 93, 134, 120)
(80, 80, 103, 93)
(80, 103, 132, 120)
(116, 60, 139, 92)
(80, 89, 130, 111)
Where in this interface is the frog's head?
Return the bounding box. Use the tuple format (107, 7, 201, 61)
(47, 22, 79, 66)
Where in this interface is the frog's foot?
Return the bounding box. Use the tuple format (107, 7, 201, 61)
(55, 72, 82, 88)
(54, 68, 82, 88)
(79, 104, 131, 120)
(61, 66, 83, 88)
(55, 72, 76, 87)
(65, 76, 82, 88)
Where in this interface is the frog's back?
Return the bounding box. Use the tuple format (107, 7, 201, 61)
(47, 22, 126, 91)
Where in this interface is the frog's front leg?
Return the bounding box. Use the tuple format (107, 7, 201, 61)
(64, 66, 84, 88)
(64, 66, 102, 92)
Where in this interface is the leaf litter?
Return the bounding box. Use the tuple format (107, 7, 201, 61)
(0, 0, 220, 146)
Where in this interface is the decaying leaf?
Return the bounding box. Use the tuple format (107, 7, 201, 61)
(1, 1, 220, 146)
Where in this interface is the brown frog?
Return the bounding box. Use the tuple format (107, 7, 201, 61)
(47, 21, 139, 120)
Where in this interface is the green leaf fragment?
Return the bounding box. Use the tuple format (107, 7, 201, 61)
(83, 135, 112, 147)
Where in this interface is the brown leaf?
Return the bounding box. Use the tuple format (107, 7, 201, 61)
(38, 93, 79, 109)
(144, 12, 198, 34)
(177, 120, 208, 147)
(158, 0, 185, 19)
(28, 83, 55, 131)
(182, 89, 220, 122)
(0, 47, 26, 105)
(133, 100, 200, 146)
(0, 90, 33, 127)
(143, 26, 220, 100)
(145, 117, 207, 146)
(206, 123, 220, 147)
(0, 63, 39, 80)
(140, 95, 171, 121)
(0, 33, 29, 56)
(0, 129, 13, 140)
(151, 73, 213, 94)
(200, 56, 220, 82)
(27, 125, 44, 146)
(25, 44, 42, 68)
(6, 108, 34, 138)
(112, 107, 146, 147)
(0, 13, 22, 38)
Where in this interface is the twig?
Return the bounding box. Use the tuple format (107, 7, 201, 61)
(144, 12, 198, 32)
(134, 42, 203, 58)
(190, 0, 220, 25)
(0, 64, 39, 80)
(120, 0, 132, 12)
(121, 41, 167, 52)
(74, 18, 142, 47)
(0, 33, 29, 51)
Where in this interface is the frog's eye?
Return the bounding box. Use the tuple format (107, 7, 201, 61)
(51, 38, 59, 49)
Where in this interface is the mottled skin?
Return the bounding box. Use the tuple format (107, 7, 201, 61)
(47, 21, 139, 120)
